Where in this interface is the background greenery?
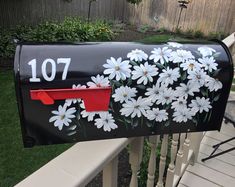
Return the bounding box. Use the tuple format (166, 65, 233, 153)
(0, 17, 114, 58)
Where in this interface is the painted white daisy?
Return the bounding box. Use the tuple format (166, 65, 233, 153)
(175, 82, 200, 98)
(169, 49, 194, 63)
(127, 49, 148, 61)
(149, 47, 172, 64)
(120, 97, 151, 118)
(87, 74, 110, 88)
(180, 59, 202, 73)
(187, 69, 208, 87)
(171, 97, 187, 112)
(157, 87, 175, 105)
(205, 77, 223, 92)
(145, 82, 166, 103)
(103, 57, 131, 81)
(198, 46, 216, 57)
(189, 97, 212, 113)
(173, 107, 194, 123)
(80, 102, 103, 122)
(198, 57, 218, 72)
(66, 84, 86, 106)
(49, 104, 76, 130)
(112, 86, 137, 103)
(94, 112, 118, 132)
(158, 67, 180, 86)
(146, 108, 168, 122)
(132, 62, 158, 85)
(167, 42, 183, 48)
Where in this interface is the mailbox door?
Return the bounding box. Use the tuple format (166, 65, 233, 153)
(14, 41, 233, 147)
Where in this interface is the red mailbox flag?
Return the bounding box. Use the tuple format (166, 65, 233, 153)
(30, 87, 112, 112)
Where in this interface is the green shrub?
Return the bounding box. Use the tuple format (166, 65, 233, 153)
(208, 31, 227, 40)
(184, 29, 194, 38)
(0, 17, 114, 58)
(194, 30, 204, 38)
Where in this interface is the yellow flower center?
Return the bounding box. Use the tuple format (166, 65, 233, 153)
(115, 66, 120, 71)
(60, 115, 65, 120)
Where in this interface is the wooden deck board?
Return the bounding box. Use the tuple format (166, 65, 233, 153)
(179, 171, 222, 187)
(186, 163, 235, 187)
(199, 143, 235, 166)
(180, 122, 235, 187)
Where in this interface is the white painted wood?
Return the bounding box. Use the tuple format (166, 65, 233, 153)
(205, 131, 235, 146)
(199, 143, 235, 166)
(146, 135, 159, 187)
(156, 134, 169, 187)
(201, 136, 235, 156)
(183, 133, 191, 164)
(177, 184, 187, 187)
(15, 138, 131, 187)
(103, 156, 118, 187)
(129, 137, 144, 187)
(189, 132, 204, 165)
(222, 32, 235, 48)
(175, 133, 186, 176)
(186, 163, 235, 187)
(180, 171, 221, 187)
(220, 122, 235, 138)
(197, 152, 235, 178)
(165, 134, 179, 187)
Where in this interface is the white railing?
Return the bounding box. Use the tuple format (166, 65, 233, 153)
(15, 32, 235, 187)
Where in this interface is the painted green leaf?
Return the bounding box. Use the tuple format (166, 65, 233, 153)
(213, 94, 220, 101)
(213, 68, 221, 77)
(164, 120, 170, 127)
(130, 61, 138, 66)
(181, 71, 187, 80)
(146, 120, 153, 127)
(67, 125, 77, 131)
(155, 63, 164, 69)
(127, 78, 132, 86)
(201, 89, 207, 97)
(213, 52, 221, 58)
(67, 131, 76, 136)
(136, 84, 146, 90)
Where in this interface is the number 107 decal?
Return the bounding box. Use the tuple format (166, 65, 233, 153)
(28, 58, 71, 82)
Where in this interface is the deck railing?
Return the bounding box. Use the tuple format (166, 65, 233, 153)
(15, 32, 235, 187)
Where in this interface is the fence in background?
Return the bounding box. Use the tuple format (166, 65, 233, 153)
(0, 0, 234, 34)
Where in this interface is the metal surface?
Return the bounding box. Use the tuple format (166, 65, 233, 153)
(14, 41, 233, 147)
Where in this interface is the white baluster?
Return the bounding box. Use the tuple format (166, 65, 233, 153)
(183, 133, 191, 164)
(103, 156, 118, 187)
(175, 133, 186, 176)
(129, 137, 144, 187)
(147, 135, 159, 187)
(156, 134, 169, 187)
(189, 132, 204, 165)
(165, 134, 179, 187)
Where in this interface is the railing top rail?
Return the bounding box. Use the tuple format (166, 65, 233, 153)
(222, 32, 235, 48)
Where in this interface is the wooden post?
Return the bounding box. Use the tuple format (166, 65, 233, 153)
(175, 133, 186, 176)
(103, 156, 118, 187)
(183, 133, 191, 164)
(189, 132, 204, 165)
(165, 134, 179, 187)
(156, 134, 169, 187)
(146, 135, 159, 187)
(129, 137, 144, 187)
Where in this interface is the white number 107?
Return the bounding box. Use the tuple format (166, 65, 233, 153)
(28, 58, 71, 82)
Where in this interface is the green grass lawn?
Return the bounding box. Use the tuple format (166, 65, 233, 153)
(0, 71, 72, 187)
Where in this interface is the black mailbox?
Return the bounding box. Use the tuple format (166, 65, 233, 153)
(14, 41, 233, 147)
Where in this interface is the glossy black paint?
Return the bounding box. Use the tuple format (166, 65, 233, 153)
(14, 41, 233, 147)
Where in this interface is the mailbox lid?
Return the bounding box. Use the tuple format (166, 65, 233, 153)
(14, 41, 233, 147)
